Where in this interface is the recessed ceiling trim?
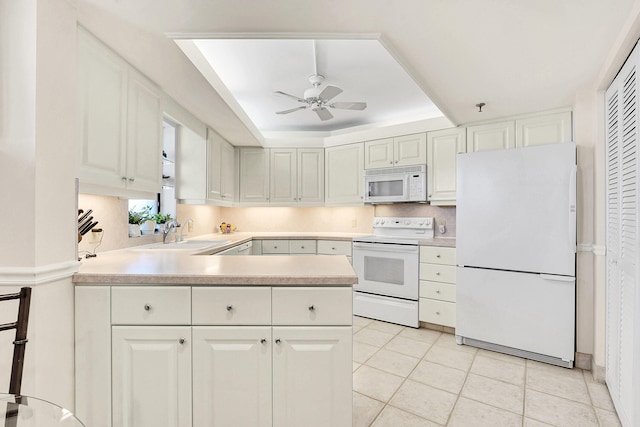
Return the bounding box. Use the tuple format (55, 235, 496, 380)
(166, 32, 383, 41)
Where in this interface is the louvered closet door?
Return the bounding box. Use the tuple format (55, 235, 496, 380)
(606, 41, 640, 427)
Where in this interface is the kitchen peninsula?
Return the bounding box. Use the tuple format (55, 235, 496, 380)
(73, 237, 357, 427)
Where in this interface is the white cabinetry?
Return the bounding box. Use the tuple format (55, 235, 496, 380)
(267, 148, 325, 205)
(427, 128, 466, 205)
(515, 111, 572, 147)
(419, 246, 457, 328)
(364, 133, 426, 169)
(239, 148, 270, 204)
(207, 128, 235, 204)
(466, 121, 515, 152)
(112, 326, 192, 427)
(77, 28, 161, 197)
(175, 125, 207, 202)
(76, 284, 352, 427)
(325, 143, 364, 205)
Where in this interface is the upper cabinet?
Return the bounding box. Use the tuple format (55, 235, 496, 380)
(325, 143, 364, 205)
(239, 148, 270, 204)
(515, 110, 572, 147)
(364, 133, 427, 169)
(270, 148, 324, 205)
(466, 122, 516, 153)
(77, 28, 162, 197)
(175, 125, 207, 202)
(207, 128, 235, 205)
(427, 128, 466, 206)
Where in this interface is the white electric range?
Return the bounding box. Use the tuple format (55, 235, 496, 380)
(352, 217, 434, 328)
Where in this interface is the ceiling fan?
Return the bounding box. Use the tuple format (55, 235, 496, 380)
(274, 42, 367, 121)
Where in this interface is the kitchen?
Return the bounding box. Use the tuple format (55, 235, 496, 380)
(0, 0, 637, 426)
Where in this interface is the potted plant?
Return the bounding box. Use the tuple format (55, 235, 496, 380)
(153, 212, 172, 233)
(128, 208, 144, 237)
(138, 205, 156, 235)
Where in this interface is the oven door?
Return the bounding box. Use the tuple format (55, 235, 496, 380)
(352, 241, 419, 300)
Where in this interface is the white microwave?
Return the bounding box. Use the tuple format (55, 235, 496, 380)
(364, 165, 427, 203)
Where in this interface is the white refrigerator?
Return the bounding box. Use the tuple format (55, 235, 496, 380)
(456, 142, 577, 368)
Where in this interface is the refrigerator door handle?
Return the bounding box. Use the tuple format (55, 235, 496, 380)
(569, 164, 577, 253)
(539, 274, 575, 282)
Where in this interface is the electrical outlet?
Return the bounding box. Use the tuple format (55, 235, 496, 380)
(188, 221, 194, 232)
(88, 230, 104, 243)
(438, 220, 447, 234)
(351, 219, 357, 228)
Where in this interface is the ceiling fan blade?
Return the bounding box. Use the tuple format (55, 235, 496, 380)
(276, 106, 308, 115)
(314, 107, 333, 121)
(329, 102, 367, 111)
(318, 85, 343, 101)
(274, 91, 307, 103)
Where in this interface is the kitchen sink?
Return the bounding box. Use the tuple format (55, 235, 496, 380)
(131, 240, 231, 252)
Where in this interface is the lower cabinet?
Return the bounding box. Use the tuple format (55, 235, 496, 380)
(112, 326, 192, 427)
(76, 284, 353, 427)
(418, 246, 457, 328)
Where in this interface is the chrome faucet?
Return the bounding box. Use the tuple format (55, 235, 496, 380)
(178, 218, 194, 242)
(163, 219, 180, 244)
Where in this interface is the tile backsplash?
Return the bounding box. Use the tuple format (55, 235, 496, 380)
(77, 194, 455, 254)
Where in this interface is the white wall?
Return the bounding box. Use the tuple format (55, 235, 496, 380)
(0, 0, 78, 409)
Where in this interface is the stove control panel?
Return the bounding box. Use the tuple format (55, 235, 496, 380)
(373, 217, 433, 230)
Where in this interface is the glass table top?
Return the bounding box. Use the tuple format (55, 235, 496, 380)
(0, 394, 85, 427)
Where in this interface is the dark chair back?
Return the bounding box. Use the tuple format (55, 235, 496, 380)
(0, 287, 31, 396)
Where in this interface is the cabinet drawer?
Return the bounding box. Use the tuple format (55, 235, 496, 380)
(289, 240, 317, 254)
(420, 263, 456, 283)
(192, 287, 271, 325)
(420, 246, 456, 265)
(420, 281, 456, 302)
(112, 286, 191, 325)
(317, 240, 352, 256)
(261, 239, 289, 254)
(419, 298, 456, 327)
(272, 287, 352, 325)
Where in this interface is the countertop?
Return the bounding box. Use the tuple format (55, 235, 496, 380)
(73, 231, 455, 286)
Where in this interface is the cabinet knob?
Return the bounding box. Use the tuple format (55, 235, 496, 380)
(436, 290, 441, 294)
(332, 247, 336, 251)
(389, 161, 393, 164)
(121, 176, 127, 182)
(428, 194, 432, 197)
(436, 254, 441, 258)
(436, 311, 440, 315)
(308, 305, 315, 311)
(260, 339, 267, 344)
(179, 338, 185, 344)
(226, 305, 233, 311)
(436, 272, 440, 276)
(301, 246, 305, 249)
(128, 177, 135, 183)
(394, 160, 398, 163)
(275, 339, 281, 344)
(144, 304, 151, 311)
(274, 246, 277, 249)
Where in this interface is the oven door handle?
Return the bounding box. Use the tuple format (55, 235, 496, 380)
(352, 242, 419, 253)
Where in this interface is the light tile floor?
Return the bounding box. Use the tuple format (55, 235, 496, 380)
(352, 316, 621, 427)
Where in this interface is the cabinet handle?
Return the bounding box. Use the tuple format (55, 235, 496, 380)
(308, 305, 315, 311)
(260, 339, 267, 344)
(275, 339, 281, 344)
(144, 304, 151, 311)
(226, 305, 233, 311)
(179, 338, 185, 344)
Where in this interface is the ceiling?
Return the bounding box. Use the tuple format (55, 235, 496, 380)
(76, 0, 638, 146)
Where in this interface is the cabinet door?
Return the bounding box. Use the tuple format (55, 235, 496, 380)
(220, 140, 235, 201)
(427, 128, 466, 205)
(193, 327, 272, 427)
(272, 327, 352, 427)
(270, 149, 297, 203)
(112, 326, 192, 427)
(240, 148, 270, 203)
(77, 28, 127, 189)
(206, 129, 223, 200)
(515, 111, 572, 147)
(298, 148, 324, 204)
(466, 121, 515, 152)
(394, 133, 427, 166)
(325, 143, 364, 205)
(125, 69, 162, 193)
(176, 125, 207, 201)
(364, 138, 394, 169)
